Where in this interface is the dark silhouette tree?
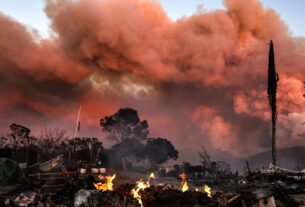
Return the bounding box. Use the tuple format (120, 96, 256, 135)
(0, 124, 38, 151)
(9, 123, 32, 148)
(199, 146, 216, 179)
(267, 41, 279, 165)
(100, 108, 149, 143)
(144, 138, 178, 170)
(10, 123, 30, 139)
(8, 123, 38, 164)
(38, 127, 69, 154)
(101, 108, 178, 170)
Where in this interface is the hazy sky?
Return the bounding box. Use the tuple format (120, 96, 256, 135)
(0, 0, 305, 158)
(0, 0, 304, 38)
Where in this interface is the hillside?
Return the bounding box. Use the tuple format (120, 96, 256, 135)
(231, 146, 305, 173)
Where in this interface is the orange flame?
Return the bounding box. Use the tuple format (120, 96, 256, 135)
(179, 173, 188, 192)
(181, 181, 188, 192)
(93, 174, 116, 191)
(179, 173, 186, 180)
(131, 173, 155, 207)
(204, 184, 212, 197)
(149, 172, 155, 180)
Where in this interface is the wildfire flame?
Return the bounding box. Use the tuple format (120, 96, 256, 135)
(93, 174, 116, 191)
(179, 173, 188, 192)
(204, 184, 212, 198)
(131, 173, 155, 207)
(149, 172, 155, 180)
(179, 173, 186, 180)
(181, 181, 188, 192)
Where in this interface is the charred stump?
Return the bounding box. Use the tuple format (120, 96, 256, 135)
(267, 41, 279, 166)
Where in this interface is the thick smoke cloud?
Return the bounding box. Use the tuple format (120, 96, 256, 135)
(0, 0, 304, 158)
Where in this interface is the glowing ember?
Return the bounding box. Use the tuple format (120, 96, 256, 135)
(131, 173, 155, 207)
(204, 184, 212, 197)
(93, 174, 116, 191)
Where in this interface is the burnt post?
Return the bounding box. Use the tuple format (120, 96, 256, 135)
(267, 41, 279, 166)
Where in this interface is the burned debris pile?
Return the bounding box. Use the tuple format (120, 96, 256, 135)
(83, 185, 214, 207)
(0, 171, 218, 207)
(1, 162, 305, 207)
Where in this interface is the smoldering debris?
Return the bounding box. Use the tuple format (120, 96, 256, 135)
(1, 166, 305, 207)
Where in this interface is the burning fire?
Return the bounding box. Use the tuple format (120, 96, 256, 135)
(179, 173, 186, 180)
(148, 172, 155, 180)
(179, 173, 188, 192)
(204, 185, 212, 198)
(131, 173, 155, 207)
(93, 174, 116, 191)
(181, 181, 189, 192)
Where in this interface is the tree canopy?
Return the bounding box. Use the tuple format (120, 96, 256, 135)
(144, 138, 178, 168)
(100, 108, 149, 143)
(100, 108, 179, 170)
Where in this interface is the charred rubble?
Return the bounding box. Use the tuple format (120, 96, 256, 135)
(1, 164, 305, 207)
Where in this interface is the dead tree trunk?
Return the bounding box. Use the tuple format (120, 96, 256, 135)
(267, 41, 279, 166)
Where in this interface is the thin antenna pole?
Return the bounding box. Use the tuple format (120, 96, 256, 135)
(74, 105, 81, 138)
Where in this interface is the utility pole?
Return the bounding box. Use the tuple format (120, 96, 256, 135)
(267, 41, 279, 166)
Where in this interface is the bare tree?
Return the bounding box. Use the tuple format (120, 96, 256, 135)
(38, 127, 69, 154)
(199, 146, 217, 179)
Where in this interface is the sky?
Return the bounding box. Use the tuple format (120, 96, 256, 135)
(0, 0, 305, 161)
(0, 0, 304, 37)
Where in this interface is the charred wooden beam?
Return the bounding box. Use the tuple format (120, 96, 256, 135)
(267, 40, 279, 166)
